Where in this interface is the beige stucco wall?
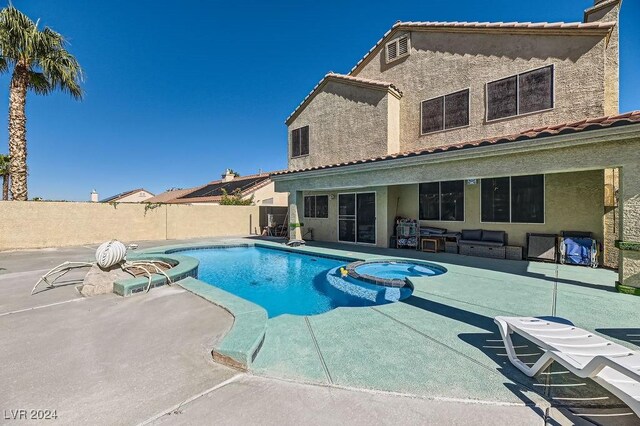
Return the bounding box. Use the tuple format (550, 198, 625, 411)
(603, 167, 620, 268)
(0, 202, 259, 251)
(288, 80, 396, 170)
(354, 31, 609, 153)
(165, 204, 258, 240)
(390, 170, 604, 250)
(249, 181, 288, 206)
(293, 171, 604, 251)
(585, 0, 620, 115)
(300, 187, 390, 248)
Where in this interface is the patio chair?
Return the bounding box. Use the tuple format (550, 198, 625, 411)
(495, 316, 640, 417)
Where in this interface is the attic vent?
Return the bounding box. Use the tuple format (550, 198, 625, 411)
(398, 37, 409, 55)
(386, 35, 410, 63)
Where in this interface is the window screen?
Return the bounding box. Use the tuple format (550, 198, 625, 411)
(304, 196, 315, 218)
(419, 181, 464, 221)
(291, 126, 309, 158)
(300, 126, 309, 156)
(304, 195, 328, 218)
(481, 175, 545, 223)
(487, 66, 554, 120)
(519, 66, 553, 115)
(511, 175, 544, 223)
(481, 177, 510, 222)
(314, 195, 329, 218)
(444, 90, 470, 130)
(422, 90, 469, 134)
(487, 76, 517, 121)
(291, 128, 300, 158)
(421, 98, 444, 134)
(419, 182, 440, 220)
(440, 180, 465, 221)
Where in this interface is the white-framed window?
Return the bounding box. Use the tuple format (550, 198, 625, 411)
(480, 174, 545, 224)
(291, 125, 309, 158)
(421, 89, 470, 135)
(486, 65, 554, 121)
(419, 180, 465, 221)
(304, 195, 328, 218)
(386, 34, 410, 63)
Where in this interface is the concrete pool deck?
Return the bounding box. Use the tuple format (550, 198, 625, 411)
(238, 241, 640, 421)
(1, 237, 639, 424)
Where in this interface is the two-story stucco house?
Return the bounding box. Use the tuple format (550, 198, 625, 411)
(271, 0, 640, 293)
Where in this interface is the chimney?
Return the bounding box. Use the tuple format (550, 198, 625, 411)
(90, 189, 99, 202)
(222, 169, 235, 182)
(584, 0, 621, 115)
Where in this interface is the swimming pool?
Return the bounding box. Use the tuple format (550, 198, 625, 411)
(179, 246, 414, 317)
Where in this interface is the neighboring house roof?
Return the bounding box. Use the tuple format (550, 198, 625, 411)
(272, 111, 640, 176)
(285, 73, 402, 125)
(145, 188, 195, 203)
(101, 188, 153, 203)
(348, 20, 616, 76)
(146, 173, 279, 204)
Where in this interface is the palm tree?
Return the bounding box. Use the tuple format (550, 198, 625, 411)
(0, 6, 83, 201)
(0, 154, 9, 200)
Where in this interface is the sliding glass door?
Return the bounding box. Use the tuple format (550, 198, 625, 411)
(338, 194, 356, 242)
(338, 192, 376, 244)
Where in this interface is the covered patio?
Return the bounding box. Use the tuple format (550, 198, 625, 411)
(273, 112, 640, 293)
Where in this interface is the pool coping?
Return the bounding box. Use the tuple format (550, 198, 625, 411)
(124, 240, 448, 371)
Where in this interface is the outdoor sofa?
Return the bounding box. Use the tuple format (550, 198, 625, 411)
(458, 229, 507, 259)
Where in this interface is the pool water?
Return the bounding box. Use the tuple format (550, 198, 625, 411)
(354, 261, 444, 280)
(181, 246, 409, 317)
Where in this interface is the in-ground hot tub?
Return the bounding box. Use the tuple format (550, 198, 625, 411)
(346, 260, 446, 288)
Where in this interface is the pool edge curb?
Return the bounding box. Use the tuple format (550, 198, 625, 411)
(178, 277, 268, 371)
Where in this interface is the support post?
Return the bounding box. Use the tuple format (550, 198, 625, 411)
(288, 191, 303, 241)
(616, 164, 640, 294)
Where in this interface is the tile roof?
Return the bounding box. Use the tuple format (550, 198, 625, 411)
(585, 0, 621, 18)
(394, 20, 616, 30)
(147, 172, 280, 204)
(272, 111, 640, 176)
(348, 20, 616, 75)
(100, 188, 152, 203)
(285, 72, 402, 125)
(145, 188, 195, 203)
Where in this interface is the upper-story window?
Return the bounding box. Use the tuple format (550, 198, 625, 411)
(486, 65, 554, 121)
(421, 89, 470, 135)
(291, 125, 309, 158)
(386, 35, 410, 63)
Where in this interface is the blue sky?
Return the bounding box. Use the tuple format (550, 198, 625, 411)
(1, 0, 638, 201)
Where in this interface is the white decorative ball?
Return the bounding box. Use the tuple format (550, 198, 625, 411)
(95, 240, 127, 269)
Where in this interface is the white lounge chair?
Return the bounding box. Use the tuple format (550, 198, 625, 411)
(495, 316, 640, 417)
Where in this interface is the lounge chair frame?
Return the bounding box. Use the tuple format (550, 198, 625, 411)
(495, 316, 640, 417)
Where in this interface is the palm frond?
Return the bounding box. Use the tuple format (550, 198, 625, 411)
(0, 6, 37, 61)
(27, 70, 51, 95)
(0, 154, 9, 175)
(0, 56, 8, 73)
(0, 5, 84, 99)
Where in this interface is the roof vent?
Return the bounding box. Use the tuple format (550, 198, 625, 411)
(386, 34, 410, 64)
